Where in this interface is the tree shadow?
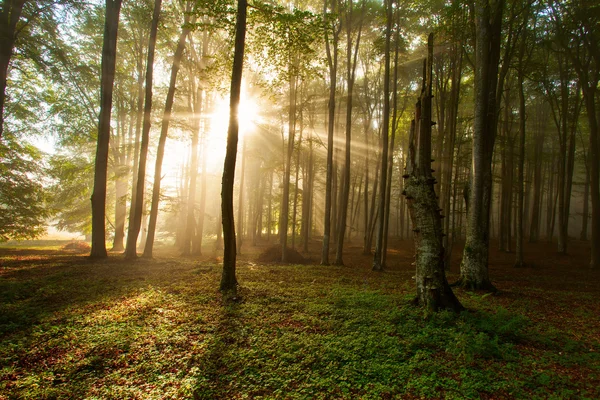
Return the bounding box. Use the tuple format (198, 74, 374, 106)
(192, 293, 246, 399)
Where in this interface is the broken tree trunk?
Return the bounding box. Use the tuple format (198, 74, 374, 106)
(403, 34, 463, 313)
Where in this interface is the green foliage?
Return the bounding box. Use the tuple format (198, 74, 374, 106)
(48, 153, 94, 236)
(0, 136, 48, 241)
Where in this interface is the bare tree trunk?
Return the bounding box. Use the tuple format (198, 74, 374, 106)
(181, 82, 202, 256)
(237, 138, 246, 254)
(405, 34, 462, 312)
(514, 69, 526, 267)
(321, 0, 341, 265)
(194, 98, 209, 255)
(365, 150, 380, 254)
(457, 0, 503, 290)
(292, 128, 303, 250)
(144, 12, 191, 257)
(220, 0, 247, 292)
(302, 119, 314, 252)
(111, 103, 128, 252)
(281, 68, 297, 261)
(90, 0, 123, 258)
(372, 0, 392, 271)
(581, 149, 590, 241)
(124, 0, 161, 260)
(529, 103, 545, 243)
(334, 0, 363, 264)
(382, 13, 401, 268)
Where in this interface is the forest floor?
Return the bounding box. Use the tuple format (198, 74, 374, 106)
(0, 238, 599, 399)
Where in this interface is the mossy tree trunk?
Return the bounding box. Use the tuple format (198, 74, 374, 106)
(404, 34, 463, 313)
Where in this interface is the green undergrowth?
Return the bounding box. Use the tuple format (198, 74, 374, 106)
(0, 256, 598, 399)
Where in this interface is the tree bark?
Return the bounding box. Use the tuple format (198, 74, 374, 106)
(281, 70, 297, 261)
(457, 0, 503, 291)
(321, 0, 341, 265)
(220, 0, 247, 292)
(124, 0, 162, 259)
(514, 69, 526, 267)
(90, 0, 123, 258)
(0, 0, 25, 140)
(237, 138, 246, 254)
(144, 13, 191, 257)
(334, 0, 363, 265)
(372, 0, 393, 271)
(405, 34, 463, 312)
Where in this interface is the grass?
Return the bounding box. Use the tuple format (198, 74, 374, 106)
(0, 240, 599, 399)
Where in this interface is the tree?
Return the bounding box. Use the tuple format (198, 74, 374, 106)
(220, 0, 247, 293)
(456, 0, 504, 290)
(90, 0, 123, 259)
(334, 0, 364, 265)
(320, 0, 341, 266)
(0, 0, 26, 140)
(124, 0, 162, 259)
(0, 135, 47, 240)
(144, 4, 192, 258)
(404, 34, 462, 312)
(372, 0, 392, 271)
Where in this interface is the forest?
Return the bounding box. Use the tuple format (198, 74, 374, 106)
(1, 0, 599, 398)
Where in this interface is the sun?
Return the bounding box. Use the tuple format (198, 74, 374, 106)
(203, 89, 262, 173)
(209, 92, 260, 139)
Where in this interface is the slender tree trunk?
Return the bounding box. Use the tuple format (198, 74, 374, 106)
(529, 105, 545, 243)
(292, 129, 303, 250)
(267, 171, 272, 242)
(194, 115, 208, 255)
(237, 138, 246, 254)
(515, 70, 526, 267)
(281, 70, 297, 261)
(220, 0, 247, 292)
(111, 104, 127, 252)
(372, 0, 392, 271)
(382, 15, 400, 268)
(124, 0, 161, 259)
(302, 122, 314, 252)
(335, 2, 362, 264)
(144, 15, 190, 257)
(581, 150, 590, 241)
(321, 0, 340, 265)
(90, 0, 123, 258)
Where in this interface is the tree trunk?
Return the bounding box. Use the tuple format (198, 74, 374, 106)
(581, 149, 590, 241)
(111, 103, 128, 252)
(529, 103, 545, 243)
(457, 0, 503, 290)
(382, 14, 400, 268)
(372, 0, 392, 271)
(124, 0, 161, 260)
(220, 0, 247, 292)
(405, 34, 462, 312)
(514, 70, 526, 267)
(0, 0, 25, 140)
(292, 128, 303, 250)
(321, 0, 341, 265)
(90, 0, 123, 258)
(334, 1, 362, 265)
(194, 116, 208, 255)
(144, 14, 190, 257)
(237, 138, 246, 254)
